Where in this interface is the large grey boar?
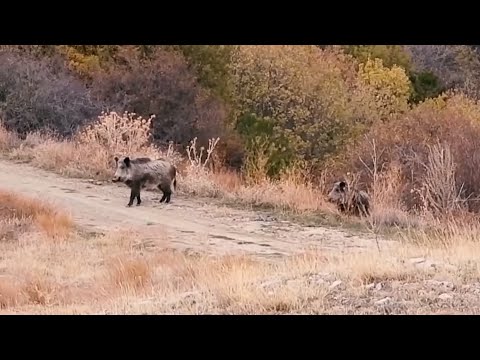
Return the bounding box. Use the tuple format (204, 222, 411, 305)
(327, 181, 371, 217)
(112, 156, 177, 207)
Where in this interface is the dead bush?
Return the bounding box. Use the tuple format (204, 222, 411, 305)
(344, 92, 480, 213)
(91, 46, 227, 148)
(0, 49, 101, 137)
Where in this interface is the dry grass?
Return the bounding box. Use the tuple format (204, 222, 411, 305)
(1, 185, 480, 314)
(0, 189, 73, 239)
(347, 92, 480, 214)
(0, 125, 19, 152)
(0, 113, 468, 249)
(0, 115, 337, 221)
(0, 278, 21, 308)
(1, 109, 477, 281)
(0, 110, 474, 239)
(181, 143, 335, 216)
(4, 231, 480, 314)
(2, 51, 480, 313)
(0, 112, 182, 181)
(0, 113, 413, 238)
(106, 255, 152, 292)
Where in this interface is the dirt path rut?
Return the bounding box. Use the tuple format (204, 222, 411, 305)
(0, 160, 394, 258)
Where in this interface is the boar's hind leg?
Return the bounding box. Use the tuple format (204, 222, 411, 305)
(158, 184, 172, 204)
(358, 203, 369, 217)
(165, 190, 172, 203)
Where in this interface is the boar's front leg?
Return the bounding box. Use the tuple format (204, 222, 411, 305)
(127, 183, 141, 207)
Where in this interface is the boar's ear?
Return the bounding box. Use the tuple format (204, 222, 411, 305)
(123, 157, 131, 167)
(114, 156, 119, 163)
(339, 181, 346, 190)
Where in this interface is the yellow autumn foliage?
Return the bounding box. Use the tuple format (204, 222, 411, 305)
(231, 45, 372, 172)
(358, 57, 413, 121)
(56, 46, 102, 80)
(412, 89, 480, 124)
(344, 45, 412, 71)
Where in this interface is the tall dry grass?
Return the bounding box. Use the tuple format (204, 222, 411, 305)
(346, 91, 480, 214)
(1, 112, 335, 218)
(0, 189, 73, 239)
(4, 227, 480, 314)
(0, 106, 478, 237)
(0, 112, 182, 181)
(181, 141, 334, 214)
(2, 187, 480, 314)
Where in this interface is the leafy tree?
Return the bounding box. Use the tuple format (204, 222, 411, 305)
(409, 71, 445, 103)
(344, 45, 412, 72)
(90, 46, 227, 146)
(231, 45, 366, 176)
(357, 57, 413, 120)
(344, 45, 445, 103)
(406, 45, 480, 98)
(168, 45, 237, 106)
(235, 113, 293, 178)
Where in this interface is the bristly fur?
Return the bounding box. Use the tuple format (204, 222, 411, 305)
(112, 155, 177, 207)
(327, 180, 371, 217)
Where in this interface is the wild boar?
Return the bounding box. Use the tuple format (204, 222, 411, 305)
(327, 180, 371, 217)
(112, 156, 177, 207)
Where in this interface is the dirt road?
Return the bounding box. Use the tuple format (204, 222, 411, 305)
(0, 160, 394, 258)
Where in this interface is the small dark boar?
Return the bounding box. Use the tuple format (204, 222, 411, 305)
(327, 181, 371, 217)
(112, 156, 177, 207)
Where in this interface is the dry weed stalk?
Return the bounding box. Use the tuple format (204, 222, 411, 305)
(315, 169, 328, 196)
(358, 136, 386, 251)
(242, 137, 274, 184)
(166, 141, 175, 158)
(0, 121, 20, 152)
(358, 137, 385, 199)
(416, 142, 467, 216)
(186, 137, 220, 170)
